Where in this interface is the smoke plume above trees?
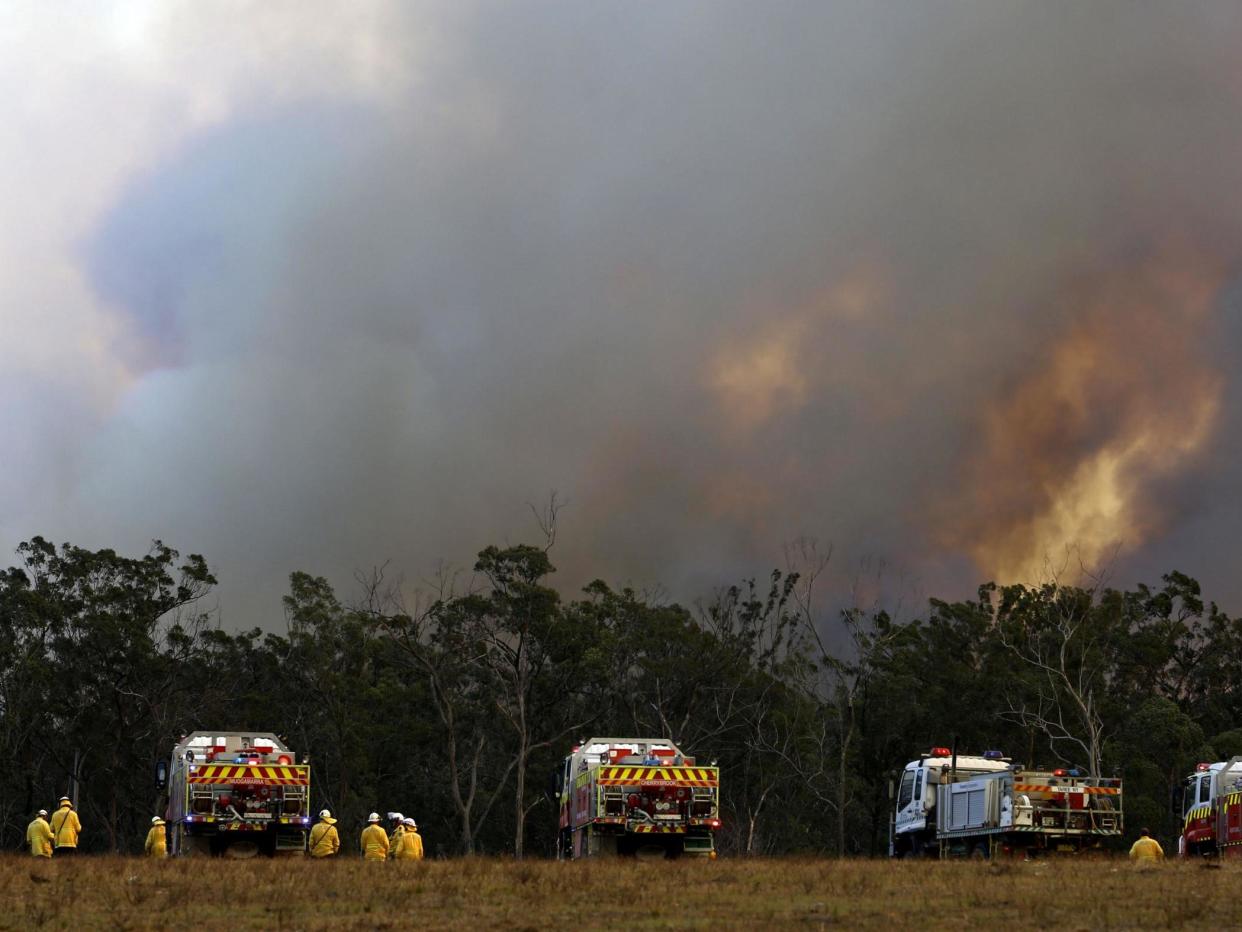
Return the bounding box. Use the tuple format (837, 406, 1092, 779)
(3, 1, 1242, 624)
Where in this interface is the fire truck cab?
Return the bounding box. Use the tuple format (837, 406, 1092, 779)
(1180, 758, 1242, 857)
(891, 748, 1011, 857)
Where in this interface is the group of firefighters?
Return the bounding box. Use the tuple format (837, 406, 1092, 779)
(24, 799, 423, 860)
(23, 797, 82, 858)
(311, 809, 425, 861)
(25, 797, 1156, 862)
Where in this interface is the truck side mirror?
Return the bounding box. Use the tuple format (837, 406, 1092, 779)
(1171, 782, 1185, 816)
(155, 759, 169, 792)
(545, 766, 561, 802)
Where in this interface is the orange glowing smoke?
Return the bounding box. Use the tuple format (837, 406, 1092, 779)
(707, 264, 889, 435)
(947, 244, 1226, 584)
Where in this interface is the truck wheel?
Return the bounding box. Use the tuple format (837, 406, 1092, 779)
(971, 842, 990, 860)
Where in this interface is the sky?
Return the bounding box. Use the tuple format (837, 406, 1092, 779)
(3, 1, 1242, 628)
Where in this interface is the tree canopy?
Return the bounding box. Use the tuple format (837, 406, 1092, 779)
(3, 536, 1237, 856)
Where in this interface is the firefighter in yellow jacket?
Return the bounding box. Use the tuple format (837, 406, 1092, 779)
(361, 812, 389, 861)
(50, 797, 81, 855)
(310, 809, 340, 857)
(27, 810, 53, 858)
(1129, 827, 1165, 862)
(144, 817, 167, 857)
(395, 817, 423, 860)
(387, 812, 405, 860)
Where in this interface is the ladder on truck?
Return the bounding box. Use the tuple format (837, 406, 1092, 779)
(275, 782, 309, 850)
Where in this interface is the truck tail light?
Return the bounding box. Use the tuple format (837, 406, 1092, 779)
(277, 755, 292, 765)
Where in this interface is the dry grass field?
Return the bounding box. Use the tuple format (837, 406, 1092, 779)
(0, 854, 1235, 930)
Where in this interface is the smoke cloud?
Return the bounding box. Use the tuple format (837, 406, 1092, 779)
(4, 1, 1242, 625)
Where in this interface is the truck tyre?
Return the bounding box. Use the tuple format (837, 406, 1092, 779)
(971, 842, 990, 860)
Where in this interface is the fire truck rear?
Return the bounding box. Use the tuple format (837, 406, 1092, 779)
(555, 738, 721, 859)
(159, 731, 312, 857)
(1179, 757, 1242, 857)
(890, 747, 1123, 858)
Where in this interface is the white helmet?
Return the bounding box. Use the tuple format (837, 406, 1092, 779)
(37, 809, 47, 818)
(389, 811, 403, 822)
(403, 818, 416, 827)
(151, 816, 164, 825)
(319, 809, 331, 819)
(367, 812, 380, 823)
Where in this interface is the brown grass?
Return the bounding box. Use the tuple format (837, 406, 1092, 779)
(0, 855, 1232, 930)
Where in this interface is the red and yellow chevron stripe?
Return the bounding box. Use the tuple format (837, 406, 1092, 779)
(597, 766, 718, 787)
(632, 824, 686, 834)
(1013, 784, 1119, 795)
(188, 764, 309, 786)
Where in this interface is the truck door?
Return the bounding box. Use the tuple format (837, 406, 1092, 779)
(894, 769, 916, 830)
(1183, 773, 1209, 819)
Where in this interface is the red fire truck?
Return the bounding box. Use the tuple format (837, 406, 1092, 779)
(555, 738, 720, 859)
(1180, 758, 1242, 857)
(158, 731, 312, 857)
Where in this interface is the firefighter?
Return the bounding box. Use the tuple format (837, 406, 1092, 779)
(1129, 827, 1165, 862)
(396, 817, 424, 861)
(310, 809, 340, 858)
(361, 812, 389, 861)
(27, 810, 53, 858)
(144, 817, 167, 858)
(387, 812, 405, 860)
(50, 797, 81, 856)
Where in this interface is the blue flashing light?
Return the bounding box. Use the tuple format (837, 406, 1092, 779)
(983, 750, 1005, 760)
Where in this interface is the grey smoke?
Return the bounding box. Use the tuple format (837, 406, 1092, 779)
(8, 1, 1242, 625)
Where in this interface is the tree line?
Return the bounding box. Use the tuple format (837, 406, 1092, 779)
(2, 534, 1238, 856)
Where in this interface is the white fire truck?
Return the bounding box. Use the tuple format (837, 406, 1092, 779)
(1179, 758, 1242, 857)
(889, 747, 1123, 858)
(157, 731, 312, 857)
(555, 738, 721, 859)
